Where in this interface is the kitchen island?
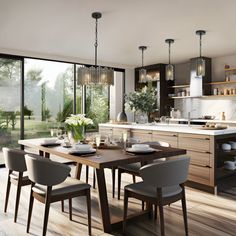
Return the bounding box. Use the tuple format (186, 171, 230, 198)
(99, 123, 236, 193)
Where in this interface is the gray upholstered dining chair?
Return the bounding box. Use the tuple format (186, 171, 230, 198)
(25, 154, 91, 236)
(117, 141, 170, 200)
(123, 156, 190, 236)
(2, 147, 31, 223)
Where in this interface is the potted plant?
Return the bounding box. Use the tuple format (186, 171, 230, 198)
(125, 86, 157, 123)
(65, 114, 93, 143)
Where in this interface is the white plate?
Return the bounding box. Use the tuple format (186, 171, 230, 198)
(224, 166, 236, 171)
(69, 148, 96, 154)
(126, 147, 156, 153)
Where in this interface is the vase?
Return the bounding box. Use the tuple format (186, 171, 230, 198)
(68, 126, 85, 144)
(135, 112, 148, 124)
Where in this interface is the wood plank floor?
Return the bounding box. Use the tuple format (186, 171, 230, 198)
(1, 157, 236, 236)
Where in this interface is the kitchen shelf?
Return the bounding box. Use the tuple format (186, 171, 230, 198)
(216, 167, 236, 180)
(168, 84, 190, 88)
(170, 96, 206, 99)
(225, 68, 236, 72)
(205, 81, 236, 85)
(202, 95, 236, 98)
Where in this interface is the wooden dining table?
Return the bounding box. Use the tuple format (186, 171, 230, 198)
(18, 138, 186, 233)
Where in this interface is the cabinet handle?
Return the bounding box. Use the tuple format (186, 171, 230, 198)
(205, 138, 210, 140)
(148, 132, 152, 134)
(172, 134, 177, 137)
(205, 151, 211, 154)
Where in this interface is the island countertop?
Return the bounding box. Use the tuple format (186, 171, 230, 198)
(99, 123, 236, 136)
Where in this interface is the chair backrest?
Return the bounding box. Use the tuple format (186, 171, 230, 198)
(2, 147, 28, 172)
(143, 141, 170, 147)
(140, 156, 190, 188)
(25, 154, 71, 186)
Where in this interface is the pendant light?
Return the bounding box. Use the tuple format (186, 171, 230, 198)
(138, 46, 147, 83)
(77, 12, 114, 86)
(165, 39, 175, 81)
(196, 30, 206, 77)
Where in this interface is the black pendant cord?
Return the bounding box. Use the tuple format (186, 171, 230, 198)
(199, 34, 202, 58)
(142, 48, 144, 68)
(94, 18, 98, 67)
(168, 42, 171, 64)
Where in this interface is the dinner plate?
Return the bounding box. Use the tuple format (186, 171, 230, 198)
(126, 147, 156, 154)
(69, 148, 96, 155)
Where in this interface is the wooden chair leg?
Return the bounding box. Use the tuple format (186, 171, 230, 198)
(69, 198, 72, 221)
(154, 205, 158, 219)
(123, 190, 129, 234)
(86, 166, 89, 183)
(42, 187, 52, 236)
(112, 167, 116, 198)
(27, 183, 35, 233)
(86, 190, 92, 236)
(132, 175, 136, 183)
(182, 188, 188, 236)
(14, 172, 23, 223)
(159, 204, 165, 236)
(4, 170, 12, 213)
(93, 168, 96, 189)
(61, 200, 64, 212)
(118, 169, 122, 200)
(142, 201, 145, 211)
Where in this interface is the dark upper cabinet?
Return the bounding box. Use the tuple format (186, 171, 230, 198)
(134, 63, 174, 117)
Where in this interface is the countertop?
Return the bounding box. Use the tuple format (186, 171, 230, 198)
(99, 123, 236, 136)
(169, 118, 236, 124)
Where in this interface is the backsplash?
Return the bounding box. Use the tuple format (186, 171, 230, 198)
(175, 97, 236, 120)
(174, 53, 236, 121)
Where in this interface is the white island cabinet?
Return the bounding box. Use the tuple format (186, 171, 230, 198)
(99, 123, 236, 193)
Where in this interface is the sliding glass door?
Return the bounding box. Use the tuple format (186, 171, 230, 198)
(0, 58, 22, 165)
(24, 59, 74, 139)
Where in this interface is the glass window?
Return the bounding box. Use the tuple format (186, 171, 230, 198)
(0, 58, 22, 165)
(24, 59, 74, 139)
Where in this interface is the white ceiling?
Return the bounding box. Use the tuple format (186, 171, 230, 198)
(1, 0, 236, 68)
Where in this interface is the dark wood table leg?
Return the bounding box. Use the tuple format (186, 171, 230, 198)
(45, 152, 50, 158)
(39, 150, 44, 156)
(75, 163, 82, 180)
(96, 168, 112, 233)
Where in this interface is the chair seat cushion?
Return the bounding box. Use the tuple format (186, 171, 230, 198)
(10, 172, 29, 181)
(125, 182, 182, 198)
(119, 163, 141, 173)
(32, 177, 90, 197)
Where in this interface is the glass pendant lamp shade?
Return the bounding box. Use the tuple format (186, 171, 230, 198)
(138, 46, 148, 83)
(166, 64, 174, 81)
(195, 30, 206, 77)
(196, 57, 205, 77)
(77, 12, 114, 86)
(165, 39, 175, 81)
(139, 68, 147, 83)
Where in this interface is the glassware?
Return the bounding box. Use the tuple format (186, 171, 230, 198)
(95, 135, 101, 158)
(122, 132, 127, 151)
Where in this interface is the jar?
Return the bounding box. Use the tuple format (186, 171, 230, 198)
(182, 90, 186, 97)
(213, 88, 218, 95)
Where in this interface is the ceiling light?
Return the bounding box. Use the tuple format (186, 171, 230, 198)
(138, 46, 147, 83)
(196, 30, 206, 77)
(165, 39, 175, 81)
(77, 12, 114, 86)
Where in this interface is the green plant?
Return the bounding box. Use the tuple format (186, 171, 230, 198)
(125, 86, 157, 116)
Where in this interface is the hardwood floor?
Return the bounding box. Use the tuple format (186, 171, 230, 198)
(1, 157, 236, 236)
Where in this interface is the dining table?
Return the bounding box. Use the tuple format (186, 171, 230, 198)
(18, 138, 186, 233)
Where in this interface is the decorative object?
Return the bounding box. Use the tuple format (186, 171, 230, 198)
(196, 30, 206, 77)
(65, 114, 93, 143)
(138, 46, 148, 83)
(125, 86, 157, 122)
(77, 12, 114, 86)
(165, 39, 175, 81)
(117, 73, 127, 122)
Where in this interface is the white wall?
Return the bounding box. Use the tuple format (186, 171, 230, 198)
(174, 53, 236, 120)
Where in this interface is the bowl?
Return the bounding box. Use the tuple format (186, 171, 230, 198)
(74, 144, 92, 151)
(222, 143, 231, 151)
(132, 144, 150, 151)
(229, 141, 236, 150)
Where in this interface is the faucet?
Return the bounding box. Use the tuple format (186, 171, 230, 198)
(187, 109, 197, 127)
(187, 112, 191, 127)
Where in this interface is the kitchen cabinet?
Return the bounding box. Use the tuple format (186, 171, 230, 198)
(152, 131, 178, 147)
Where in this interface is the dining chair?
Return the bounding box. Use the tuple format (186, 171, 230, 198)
(2, 147, 31, 223)
(117, 141, 170, 200)
(25, 154, 91, 236)
(123, 156, 190, 236)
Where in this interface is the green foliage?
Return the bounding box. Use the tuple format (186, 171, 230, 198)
(56, 99, 73, 123)
(125, 86, 157, 115)
(23, 106, 33, 119)
(0, 59, 21, 83)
